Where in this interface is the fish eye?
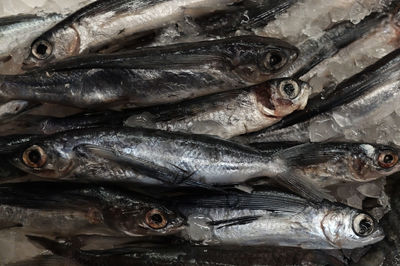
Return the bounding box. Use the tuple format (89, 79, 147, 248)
(353, 213, 374, 237)
(32, 40, 52, 60)
(264, 51, 287, 71)
(377, 150, 398, 168)
(22, 145, 47, 168)
(145, 209, 167, 229)
(279, 80, 300, 99)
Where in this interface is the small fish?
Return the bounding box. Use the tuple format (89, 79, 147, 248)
(242, 47, 400, 143)
(1, 36, 298, 109)
(171, 190, 384, 249)
(0, 182, 184, 237)
(6, 127, 332, 201)
(25, 235, 347, 266)
(0, 14, 65, 65)
(251, 142, 400, 188)
(125, 78, 311, 138)
(23, 0, 246, 68)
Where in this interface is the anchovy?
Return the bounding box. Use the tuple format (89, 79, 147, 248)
(0, 182, 184, 237)
(171, 190, 384, 249)
(24, 235, 347, 266)
(1, 36, 298, 109)
(6, 127, 332, 201)
(22, 0, 250, 68)
(241, 47, 400, 143)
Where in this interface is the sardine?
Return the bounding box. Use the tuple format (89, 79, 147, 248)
(6, 127, 332, 201)
(0, 182, 184, 237)
(171, 190, 384, 249)
(25, 235, 347, 266)
(1, 36, 298, 109)
(15, 78, 310, 138)
(22, 0, 251, 68)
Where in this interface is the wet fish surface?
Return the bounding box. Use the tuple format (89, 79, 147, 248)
(0, 182, 184, 237)
(22, 0, 251, 68)
(5, 126, 333, 201)
(1, 36, 298, 109)
(241, 47, 400, 143)
(170, 190, 384, 249)
(22, 235, 347, 266)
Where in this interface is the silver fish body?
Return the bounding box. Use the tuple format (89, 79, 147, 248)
(0, 182, 184, 237)
(1, 36, 298, 109)
(6, 127, 331, 201)
(0, 14, 65, 63)
(125, 78, 311, 138)
(23, 0, 247, 68)
(174, 191, 384, 249)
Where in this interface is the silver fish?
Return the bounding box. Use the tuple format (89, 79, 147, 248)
(173, 191, 384, 249)
(240, 47, 400, 143)
(23, 0, 244, 68)
(125, 78, 311, 138)
(6, 127, 331, 201)
(0, 182, 184, 237)
(1, 36, 298, 109)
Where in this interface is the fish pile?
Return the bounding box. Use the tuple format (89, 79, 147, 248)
(0, 0, 400, 265)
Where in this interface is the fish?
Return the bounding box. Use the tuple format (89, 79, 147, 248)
(14, 78, 310, 138)
(241, 47, 400, 143)
(0, 182, 184, 237)
(22, 0, 249, 68)
(0, 14, 65, 67)
(251, 142, 400, 188)
(1, 36, 298, 109)
(6, 127, 332, 202)
(275, 11, 387, 79)
(258, 11, 400, 133)
(24, 235, 347, 266)
(124, 78, 311, 138)
(170, 190, 384, 249)
(190, 0, 298, 36)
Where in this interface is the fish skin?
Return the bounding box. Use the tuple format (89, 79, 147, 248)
(0, 13, 65, 63)
(0, 182, 184, 237)
(22, 0, 247, 68)
(6, 127, 330, 201)
(125, 78, 311, 138)
(241, 47, 400, 143)
(171, 190, 384, 249)
(1, 36, 298, 109)
(259, 11, 400, 133)
(7, 78, 310, 138)
(25, 235, 347, 266)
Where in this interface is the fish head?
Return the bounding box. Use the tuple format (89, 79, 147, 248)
(103, 202, 185, 236)
(321, 207, 384, 249)
(349, 144, 400, 181)
(232, 37, 298, 83)
(23, 26, 80, 69)
(9, 140, 76, 179)
(255, 78, 312, 118)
